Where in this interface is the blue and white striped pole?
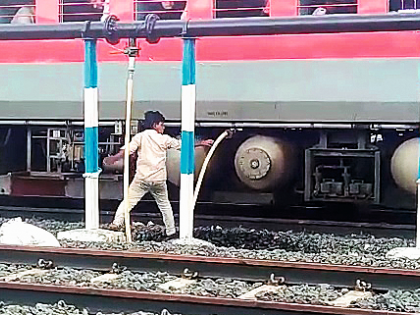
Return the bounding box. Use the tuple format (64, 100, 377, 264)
(179, 38, 196, 240)
(84, 38, 100, 230)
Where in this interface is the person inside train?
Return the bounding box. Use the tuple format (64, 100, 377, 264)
(1, 0, 107, 24)
(136, 0, 187, 20)
(389, 0, 420, 11)
(11, 5, 35, 24)
(61, 0, 104, 22)
(299, 0, 357, 15)
(0, 0, 34, 24)
(215, 0, 268, 18)
(104, 111, 214, 240)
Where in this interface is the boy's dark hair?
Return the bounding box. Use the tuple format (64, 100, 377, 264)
(143, 111, 165, 129)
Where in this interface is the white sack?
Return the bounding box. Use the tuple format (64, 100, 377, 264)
(0, 217, 60, 247)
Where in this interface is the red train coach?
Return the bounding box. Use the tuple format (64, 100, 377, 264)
(0, 0, 418, 210)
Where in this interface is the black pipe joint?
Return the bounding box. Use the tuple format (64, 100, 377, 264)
(103, 15, 120, 45)
(143, 14, 161, 44)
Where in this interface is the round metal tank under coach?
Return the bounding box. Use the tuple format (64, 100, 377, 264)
(234, 135, 293, 191)
(167, 146, 209, 186)
(391, 137, 419, 195)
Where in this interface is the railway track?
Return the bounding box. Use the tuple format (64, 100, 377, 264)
(0, 245, 418, 291)
(0, 245, 419, 314)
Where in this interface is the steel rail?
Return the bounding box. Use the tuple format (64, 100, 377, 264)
(1, 13, 420, 41)
(0, 245, 419, 291)
(0, 281, 411, 315)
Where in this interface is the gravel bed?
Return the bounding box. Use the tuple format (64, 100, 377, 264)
(2, 218, 420, 270)
(0, 300, 177, 315)
(60, 232, 420, 270)
(102, 270, 177, 291)
(256, 284, 345, 305)
(104, 270, 260, 297)
(17, 267, 101, 287)
(353, 289, 420, 313)
(165, 278, 262, 298)
(258, 286, 420, 313)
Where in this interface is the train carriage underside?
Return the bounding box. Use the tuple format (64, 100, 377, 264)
(0, 56, 419, 209)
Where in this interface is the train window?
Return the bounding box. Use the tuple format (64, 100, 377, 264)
(389, 0, 420, 11)
(0, 0, 35, 24)
(298, 0, 357, 15)
(59, 0, 106, 22)
(134, 0, 187, 20)
(213, 0, 269, 18)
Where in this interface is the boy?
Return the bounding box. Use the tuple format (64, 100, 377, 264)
(104, 111, 213, 239)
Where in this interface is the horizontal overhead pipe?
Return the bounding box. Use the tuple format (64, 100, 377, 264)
(1, 13, 420, 41)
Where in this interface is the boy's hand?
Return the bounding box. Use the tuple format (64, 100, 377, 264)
(200, 139, 214, 147)
(103, 156, 119, 166)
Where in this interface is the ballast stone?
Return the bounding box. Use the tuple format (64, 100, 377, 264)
(57, 229, 126, 243)
(91, 273, 119, 284)
(329, 290, 372, 307)
(239, 285, 279, 300)
(158, 278, 196, 291)
(2, 269, 49, 282)
(170, 237, 215, 249)
(0, 217, 60, 247)
(386, 247, 420, 260)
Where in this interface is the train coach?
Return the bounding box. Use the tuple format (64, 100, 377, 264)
(0, 0, 419, 209)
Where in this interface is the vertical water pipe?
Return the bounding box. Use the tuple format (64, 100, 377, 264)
(123, 38, 138, 242)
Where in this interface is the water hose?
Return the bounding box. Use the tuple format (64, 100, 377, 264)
(123, 39, 139, 242)
(192, 129, 233, 211)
